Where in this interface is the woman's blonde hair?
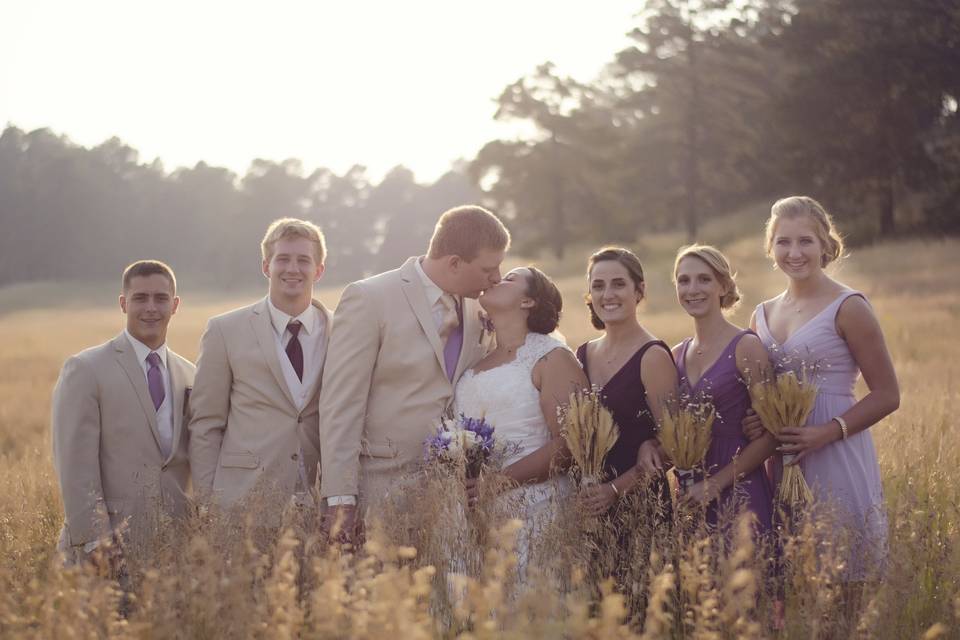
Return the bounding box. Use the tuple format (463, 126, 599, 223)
(765, 196, 844, 267)
(673, 244, 742, 311)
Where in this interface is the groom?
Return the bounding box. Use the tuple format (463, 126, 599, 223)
(318, 205, 510, 541)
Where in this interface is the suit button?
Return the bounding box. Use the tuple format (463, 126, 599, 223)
(297, 415, 303, 423)
(291, 453, 299, 461)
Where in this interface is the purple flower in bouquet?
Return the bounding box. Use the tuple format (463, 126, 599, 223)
(424, 414, 496, 478)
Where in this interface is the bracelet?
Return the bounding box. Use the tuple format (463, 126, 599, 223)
(609, 482, 621, 498)
(833, 416, 849, 440)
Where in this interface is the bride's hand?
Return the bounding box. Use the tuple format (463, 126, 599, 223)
(580, 482, 618, 517)
(466, 472, 515, 506)
(465, 476, 480, 505)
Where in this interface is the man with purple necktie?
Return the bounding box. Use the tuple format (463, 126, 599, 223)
(319, 206, 510, 544)
(189, 219, 333, 519)
(51, 260, 196, 569)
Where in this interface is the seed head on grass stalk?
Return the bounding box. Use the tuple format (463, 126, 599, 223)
(748, 370, 817, 508)
(658, 400, 715, 471)
(561, 388, 619, 483)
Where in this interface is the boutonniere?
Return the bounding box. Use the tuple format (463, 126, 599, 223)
(478, 311, 496, 352)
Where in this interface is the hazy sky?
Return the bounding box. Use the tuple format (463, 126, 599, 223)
(1, 1, 636, 182)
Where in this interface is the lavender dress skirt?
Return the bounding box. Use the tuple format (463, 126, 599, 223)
(756, 292, 888, 581)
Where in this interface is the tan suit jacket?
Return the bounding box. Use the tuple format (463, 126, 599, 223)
(188, 297, 332, 508)
(51, 334, 195, 555)
(319, 257, 487, 510)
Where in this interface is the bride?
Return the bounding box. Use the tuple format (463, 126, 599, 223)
(454, 266, 588, 572)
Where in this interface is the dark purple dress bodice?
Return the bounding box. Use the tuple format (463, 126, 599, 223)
(576, 340, 672, 480)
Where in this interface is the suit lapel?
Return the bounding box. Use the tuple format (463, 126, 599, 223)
(455, 298, 482, 382)
(304, 299, 332, 407)
(399, 258, 448, 380)
(250, 298, 298, 410)
(112, 334, 163, 453)
(165, 354, 185, 467)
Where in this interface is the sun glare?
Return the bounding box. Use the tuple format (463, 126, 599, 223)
(0, 0, 634, 181)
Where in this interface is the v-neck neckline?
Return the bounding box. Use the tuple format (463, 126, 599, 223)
(584, 340, 658, 390)
(681, 331, 744, 390)
(760, 291, 850, 346)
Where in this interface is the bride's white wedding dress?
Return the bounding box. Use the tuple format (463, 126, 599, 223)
(453, 331, 573, 575)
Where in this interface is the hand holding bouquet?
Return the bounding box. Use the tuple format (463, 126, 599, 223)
(748, 370, 817, 508)
(658, 400, 715, 493)
(561, 389, 619, 487)
(424, 414, 497, 479)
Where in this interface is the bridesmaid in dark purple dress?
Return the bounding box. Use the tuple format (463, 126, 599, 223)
(672, 245, 776, 533)
(575, 247, 678, 521)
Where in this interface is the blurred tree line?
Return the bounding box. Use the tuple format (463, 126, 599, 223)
(1, 0, 958, 288)
(473, 0, 960, 256)
(0, 129, 480, 288)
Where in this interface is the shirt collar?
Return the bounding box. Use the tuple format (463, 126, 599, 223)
(124, 329, 168, 368)
(266, 297, 318, 337)
(415, 257, 448, 307)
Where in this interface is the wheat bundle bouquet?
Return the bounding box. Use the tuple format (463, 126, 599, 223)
(658, 401, 715, 493)
(561, 389, 619, 487)
(748, 370, 817, 507)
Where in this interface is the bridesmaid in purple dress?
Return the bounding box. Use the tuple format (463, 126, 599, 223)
(744, 196, 900, 590)
(575, 247, 678, 519)
(672, 245, 776, 533)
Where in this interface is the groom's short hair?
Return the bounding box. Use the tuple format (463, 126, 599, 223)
(427, 205, 510, 262)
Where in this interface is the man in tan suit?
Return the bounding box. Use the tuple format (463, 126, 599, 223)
(52, 260, 195, 567)
(319, 205, 510, 540)
(189, 218, 332, 513)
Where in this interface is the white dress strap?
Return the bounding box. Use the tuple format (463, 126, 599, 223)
(516, 333, 572, 371)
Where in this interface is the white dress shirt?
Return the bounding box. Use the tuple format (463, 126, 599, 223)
(124, 329, 173, 457)
(266, 299, 325, 410)
(414, 257, 459, 337)
(266, 299, 325, 498)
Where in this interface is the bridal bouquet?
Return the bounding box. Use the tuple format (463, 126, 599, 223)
(658, 399, 715, 493)
(561, 389, 619, 487)
(424, 414, 497, 479)
(748, 370, 817, 508)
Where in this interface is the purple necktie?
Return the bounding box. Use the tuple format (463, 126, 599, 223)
(146, 352, 165, 411)
(443, 300, 463, 382)
(286, 321, 304, 381)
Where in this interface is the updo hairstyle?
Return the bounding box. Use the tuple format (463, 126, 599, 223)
(523, 267, 563, 334)
(673, 244, 742, 311)
(765, 196, 844, 267)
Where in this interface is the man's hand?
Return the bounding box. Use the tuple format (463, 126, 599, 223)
(742, 408, 766, 441)
(322, 504, 361, 549)
(84, 535, 126, 579)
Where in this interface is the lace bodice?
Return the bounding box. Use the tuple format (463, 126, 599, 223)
(454, 332, 571, 467)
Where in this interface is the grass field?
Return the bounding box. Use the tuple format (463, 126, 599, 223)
(1, 229, 958, 638)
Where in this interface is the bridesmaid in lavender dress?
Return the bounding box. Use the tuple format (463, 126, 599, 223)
(744, 196, 900, 588)
(672, 245, 776, 533)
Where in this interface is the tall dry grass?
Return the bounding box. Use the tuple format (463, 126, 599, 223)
(1, 235, 958, 638)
